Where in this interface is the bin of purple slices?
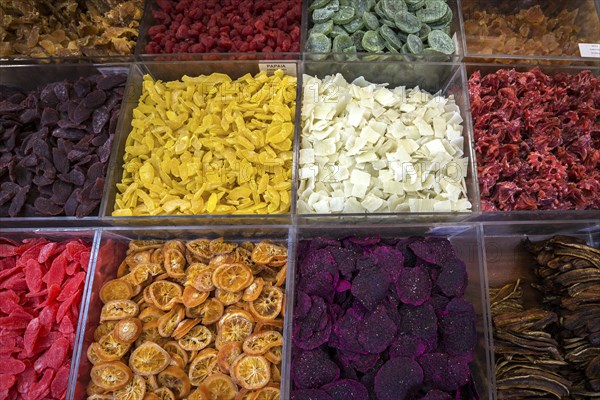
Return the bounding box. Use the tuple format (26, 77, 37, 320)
(286, 224, 493, 400)
(0, 63, 130, 225)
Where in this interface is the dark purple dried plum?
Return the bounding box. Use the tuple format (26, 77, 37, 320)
(83, 89, 107, 109)
(76, 199, 100, 218)
(53, 82, 70, 102)
(51, 180, 73, 205)
(68, 148, 91, 162)
(91, 106, 109, 134)
(40, 84, 59, 106)
(19, 109, 37, 125)
(72, 102, 94, 125)
(59, 168, 85, 186)
(73, 78, 92, 98)
(52, 147, 70, 175)
(0, 182, 19, 205)
(40, 108, 59, 127)
(88, 178, 105, 200)
(52, 127, 87, 140)
(97, 74, 127, 90)
(0, 100, 24, 113)
(34, 197, 64, 216)
(64, 188, 81, 216)
(8, 185, 29, 217)
(374, 357, 423, 400)
(97, 136, 113, 163)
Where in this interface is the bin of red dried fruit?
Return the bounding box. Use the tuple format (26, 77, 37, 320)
(143, 0, 302, 54)
(469, 66, 600, 211)
(0, 65, 128, 218)
(290, 233, 486, 400)
(0, 233, 94, 400)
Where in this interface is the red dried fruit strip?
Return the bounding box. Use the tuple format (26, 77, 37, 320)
(37, 242, 59, 263)
(24, 259, 45, 294)
(0, 358, 26, 375)
(33, 337, 69, 373)
(0, 375, 16, 391)
(23, 318, 41, 356)
(0, 244, 17, 257)
(51, 363, 70, 399)
(27, 368, 54, 400)
(56, 271, 86, 301)
(56, 290, 82, 324)
(46, 254, 67, 288)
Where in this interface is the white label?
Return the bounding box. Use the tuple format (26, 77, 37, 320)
(578, 43, 600, 58)
(258, 62, 297, 77)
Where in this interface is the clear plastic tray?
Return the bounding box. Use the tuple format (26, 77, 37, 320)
(0, 227, 100, 400)
(462, 0, 600, 62)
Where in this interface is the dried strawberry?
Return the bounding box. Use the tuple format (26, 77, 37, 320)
(50, 363, 70, 398)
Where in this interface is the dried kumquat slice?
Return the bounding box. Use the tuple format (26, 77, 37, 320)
(186, 239, 212, 261)
(115, 318, 143, 343)
(139, 306, 164, 323)
(87, 342, 102, 365)
(101, 299, 140, 322)
(264, 346, 282, 364)
(113, 374, 146, 400)
(242, 278, 264, 302)
(187, 298, 224, 325)
(249, 285, 283, 321)
(172, 318, 202, 340)
(186, 264, 215, 292)
(209, 238, 238, 255)
(158, 304, 185, 337)
(251, 242, 287, 266)
(164, 247, 186, 279)
(217, 341, 243, 375)
(252, 386, 280, 400)
(163, 341, 189, 366)
(212, 263, 253, 292)
(148, 280, 183, 311)
(182, 286, 209, 308)
(154, 387, 176, 400)
(97, 331, 132, 361)
(215, 288, 243, 306)
(129, 341, 171, 376)
(188, 388, 210, 400)
(217, 310, 254, 347)
(157, 366, 191, 399)
(94, 321, 117, 342)
(100, 279, 134, 303)
(231, 355, 271, 390)
(242, 331, 282, 356)
(199, 373, 237, 400)
(91, 361, 133, 391)
(188, 348, 219, 386)
(178, 325, 213, 352)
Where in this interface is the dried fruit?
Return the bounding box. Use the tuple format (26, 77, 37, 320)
(232, 355, 271, 390)
(129, 342, 171, 375)
(91, 361, 133, 391)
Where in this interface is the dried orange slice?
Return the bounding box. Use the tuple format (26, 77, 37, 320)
(86, 381, 107, 396)
(186, 298, 224, 325)
(217, 310, 254, 347)
(129, 240, 164, 252)
(265, 346, 282, 364)
(113, 374, 146, 400)
(182, 286, 209, 308)
(274, 265, 286, 287)
(91, 361, 133, 391)
(188, 388, 210, 400)
(154, 387, 176, 400)
(87, 342, 102, 365)
(186, 264, 215, 292)
(157, 366, 191, 399)
(139, 306, 164, 323)
(164, 248, 186, 279)
(186, 239, 212, 261)
(100, 279, 134, 303)
(253, 319, 283, 334)
(94, 321, 117, 342)
(251, 242, 287, 266)
(148, 281, 183, 311)
(136, 320, 163, 347)
(270, 363, 281, 383)
(252, 387, 280, 400)
(163, 341, 189, 366)
(158, 304, 185, 337)
(101, 300, 140, 322)
(188, 348, 219, 386)
(129, 341, 171, 376)
(249, 286, 283, 321)
(126, 250, 152, 267)
(170, 352, 187, 369)
(143, 394, 161, 400)
(212, 263, 253, 292)
(215, 289, 243, 306)
(217, 341, 243, 375)
(172, 318, 202, 340)
(142, 374, 159, 392)
(231, 355, 270, 390)
(242, 331, 282, 356)
(242, 278, 264, 302)
(114, 318, 143, 343)
(87, 394, 112, 400)
(209, 238, 238, 255)
(178, 324, 213, 352)
(117, 260, 130, 279)
(199, 373, 237, 400)
(97, 331, 131, 361)
(234, 389, 252, 400)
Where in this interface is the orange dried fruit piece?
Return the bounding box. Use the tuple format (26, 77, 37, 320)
(186, 239, 212, 261)
(254, 319, 283, 334)
(178, 324, 213, 351)
(129, 341, 171, 376)
(242, 278, 264, 302)
(249, 285, 283, 321)
(251, 242, 287, 266)
(217, 310, 254, 347)
(148, 280, 183, 311)
(94, 321, 117, 342)
(186, 298, 224, 325)
(209, 238, 238, 255)
(126, 250, 153, 266)
(270, 363, 281, 383)
(144, 394, 161, 400)
(172, 318, 202, 340)
(101, 299, 140, 322)
(91, 361, 133, 391)
(129, 240, 164, 252)
(187, 264, 216, 292)
(265, 346, 282, 364)
(115, 318, 143, 343)
(154, 387, 176, 400)
(164, 247, 186, 279)
(217, 341, 243, 375)
(87, 381, 107, 396)
(234, 389, 252, 400)
(139, 306, 164, 323)
(87, 342, 102, 365)
(242, 331, 283, 356)
(252, 387, 280, 400)
(212, 263, 253, 292)
(188, 388, 210, 400)
(97, 331, 132, 361)
(100, 279, 134, 303)
(136, 320, 164, 347)
(188, 348, 219, 386)
(215, 288, 243, 305)
(182, 286, 209, 308)
(158, 304, 185, 337)
(114, 374, 146, 400)
(274, 265, 286, 287)
(231, 355, 271, 390)
(143, 374, 159, 392)
(164, 341, 189, 366)
(157, 366, 191, 399)
(199, 373, 237, 400)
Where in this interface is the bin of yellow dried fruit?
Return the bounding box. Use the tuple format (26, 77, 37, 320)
(113, 70, 296, 217)
(86, 238, 288, 399)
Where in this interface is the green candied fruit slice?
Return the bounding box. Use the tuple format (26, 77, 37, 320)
(331, 25, 349, 36)
(379, 25, 403, 50)
(416, 1, 449, 23)
(422, 47, 444, 55)
(313, 7, 335, 23)
(381, 0, 408, 20)
(429, 6, 452, 26)
(363, 12, 380, 30)
(333, 6, 356, 24)
(343, 45, 358, 52)
(333, 33, 354, 51)
(310, 0, 332, 11)
(381, 18, 396, 27)
(350, 0, 370, 14)
(311, 20, 335, 35)
(374, 1, 385, 18)
(384, 42, 400, 53)
(362, 30, 385, 52)
(307, 33, 333, 52)
(406, 33, 424, 53)
(351, 30, 365, 50)
(406, 0, 425, 11)
(394, 11, 421, 33)
(427, 29, 455, 54)
(344, 17, 365, 33)
(418, 23, 431, 40)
